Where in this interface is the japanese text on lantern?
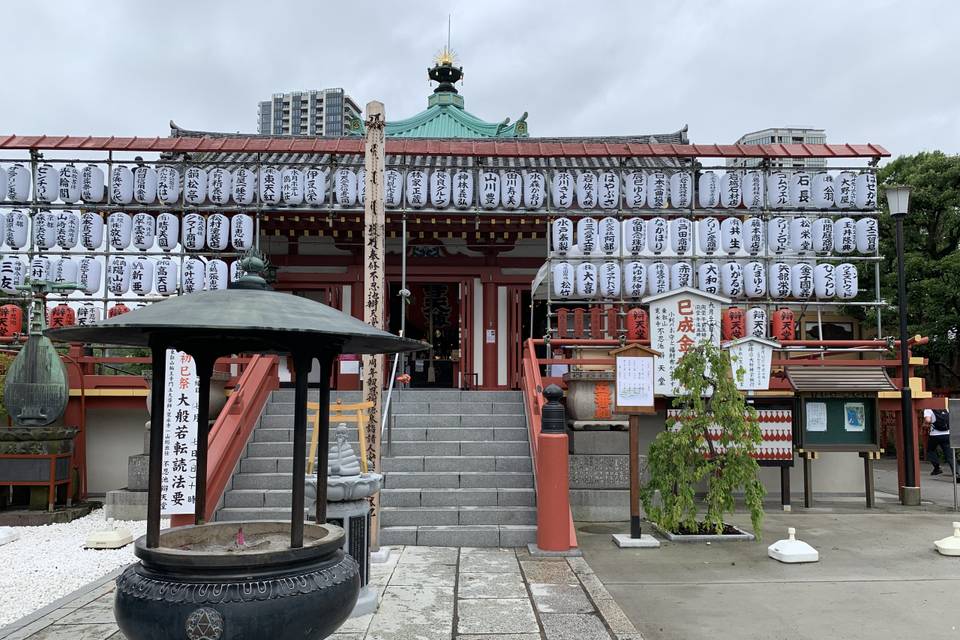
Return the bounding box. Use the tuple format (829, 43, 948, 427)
(160, 349, 199, 515)
(649, 292, 721, 396)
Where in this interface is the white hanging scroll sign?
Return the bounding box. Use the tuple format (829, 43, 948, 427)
(612, 345, 658, 413)
(160, 349, 199, 515)
(724, 336, 779, 391)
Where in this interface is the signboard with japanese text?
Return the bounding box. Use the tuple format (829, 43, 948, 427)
(644, 288, 728, 396)
(724, 337, 779, 391)
(160, 349, 199, 515)
(610, 343, 659, 414)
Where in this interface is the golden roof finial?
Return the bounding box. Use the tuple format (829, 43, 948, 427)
(433, 14, 457, 66)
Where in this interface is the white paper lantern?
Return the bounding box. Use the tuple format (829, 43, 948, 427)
(550, 171, 573, 209)
(7, 164, 30, 202)
(182, 257, 206, 293)
(206, 167, 231, 205)
(646, 171, 668, 209)
(384, 169, 403, 208)
(281, 167, 305, 205)
(155, 258, 178, 296)
(624, 171, 646, 209)
(184, 166, 207, 205)
(206, 259, 228, 291)
(231, 213, 254, 250)
(744, 217, 764, 255)
(30, 256, 50, 282)
(720, 217, 743, 254)
(744, 261, 767, 299)
(791, 263, 814, 299)
(76, 304, 100, 327)
(767, 171, 790, 209)
(767, 217, 790, 254)
(0, 166, 7, 202)
(130, 256, 154, 296)
(575, 262, 598, 298)
(720, 261, 744, 298)
(182, 213, 206, 251)
(259, 167, 281, 205)
(453, 170, 473, 209)
(5, 210, 27, 249)
(574, 172, 596, 209)
(670, 172, 692, 209)
(110, 165, 133, 204)
(357, 169, 367, 205)
(229, 259, 245, 283)
(720, 172, 742, 208)
(552, 217, 572, 255)
(56, 211, 79, 249)
(621, 218, 645, 255)
(107, 257, 131, 295)
(742, 171, 765, 209)
(131, 166, 157, 205)
(599, 261, 621, 297)
(855, 217, 879, 254)
(59, 165, 81, 203)
(430, 170, 451, 209)
(552, 262, 574, 299)
(789, 217, 813, 253)
(0, 257, 21, 294)
(698, 171, 720, 208)
(789, 172, 812, 209)
(78, 256, 102, 295)
(747, 307, 767, 338)
(304, 168, 325, 206)
(598, 217, 620, 255)
(405, 169, 427, 208)
(854, 172, 878, 209)
(34, 163, 58, 203)
(34, 211, 57, 249)
(811, 218, 833, 254)
(648, 261, 670, 295)
(671, 217, 693, 255)
(206, 213, 229, 251)
(671, 261, 694, 289)
(811, 173, 834, 209)
(132, 213, 155, 251)
(230, 167, 256, 206)
(52, 257, 78, 286)
(156, 212, 179, 251)
(833, 217, 856, 254)
(768, 262, 792, 299)
(576, 217, 598, 256)
(647, 217, 668, 254)
(624, 261, 647, 298)
(156, 166, 181, 204)
(598, 171, 620, 210)
(833, 171, 856, 209)
(814, 263, 836, 298)
(0, 211, 6, 247)
(698, 217, 720, 255)
(471, 170, 497, 210)
(107, 212, 131, 250)
(515, 171, 542, 210)
(696, 262, 720, 294)
(80, 212, 103, 250)
(500, 170, 521, 210)
(836, 263, 859, 299)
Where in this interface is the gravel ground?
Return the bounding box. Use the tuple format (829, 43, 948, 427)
(0, 508, 165, 627)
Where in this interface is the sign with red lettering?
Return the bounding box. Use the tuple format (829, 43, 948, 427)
(161, 349, 199, 515)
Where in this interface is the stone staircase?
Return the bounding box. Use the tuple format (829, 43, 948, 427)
(215, 388, 536, 548)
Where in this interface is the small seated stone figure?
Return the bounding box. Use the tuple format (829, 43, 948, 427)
(328, 424, 362, 477)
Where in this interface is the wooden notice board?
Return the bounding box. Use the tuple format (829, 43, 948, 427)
(610, 343, 660, 415)
(798, 395, 879, 451)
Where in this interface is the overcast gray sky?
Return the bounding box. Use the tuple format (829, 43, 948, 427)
(2, 1, 956, 160)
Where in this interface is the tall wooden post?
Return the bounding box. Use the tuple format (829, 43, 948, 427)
(361, 101, 386, 547)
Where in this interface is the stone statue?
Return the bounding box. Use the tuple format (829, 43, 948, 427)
(328, 424, 362, 477)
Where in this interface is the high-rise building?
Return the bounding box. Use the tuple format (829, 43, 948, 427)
(257, 89, 362, 136)
(727, 127, 827, 169)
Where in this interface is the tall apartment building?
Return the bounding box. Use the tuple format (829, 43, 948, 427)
(727, 127, 827, 169)
(257, 89, 362, 136)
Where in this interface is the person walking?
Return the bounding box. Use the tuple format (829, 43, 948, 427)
(924, 408, 958, 479)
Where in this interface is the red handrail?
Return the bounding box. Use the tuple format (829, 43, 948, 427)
(171, 354, 279, 526)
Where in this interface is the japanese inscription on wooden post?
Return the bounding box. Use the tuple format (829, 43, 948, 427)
(361, 101, 386, 543)
(160, 349, 199, 515)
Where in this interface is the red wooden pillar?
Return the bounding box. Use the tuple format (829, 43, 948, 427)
(482, 281, 498, 389)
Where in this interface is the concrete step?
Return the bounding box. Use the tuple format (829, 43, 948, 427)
(251, 424, 527, 443)
(216, 507, 306, 522)
(381, 455, 532, 473)
(384, 440, 530, 457)
(269, 389, 521, 404)
(391, 402, 524, 415)
(392, 414, 526, 428)
(379, 506, 537, 527)
(379, 524, 536, 547)
(380, 487, 536, 508)
(383, 471, 533, 490)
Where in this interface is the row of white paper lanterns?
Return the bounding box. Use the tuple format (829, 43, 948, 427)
(0, 210, 254, 251)
(0, 254, 243, 295)
(3, 163, 879, 211)
(550, 260, 859, 300)
(551, 216, 878, 257)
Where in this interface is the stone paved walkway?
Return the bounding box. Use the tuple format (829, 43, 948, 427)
(0, 546, 640, 640)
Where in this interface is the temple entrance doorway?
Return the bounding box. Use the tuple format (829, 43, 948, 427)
(389, 281, 466, 388)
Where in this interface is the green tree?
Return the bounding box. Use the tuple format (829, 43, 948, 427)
(640, 342, 765, 537)
(873, 152, 960, 391)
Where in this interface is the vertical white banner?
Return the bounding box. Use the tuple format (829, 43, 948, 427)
(160, 348, 199, 515)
